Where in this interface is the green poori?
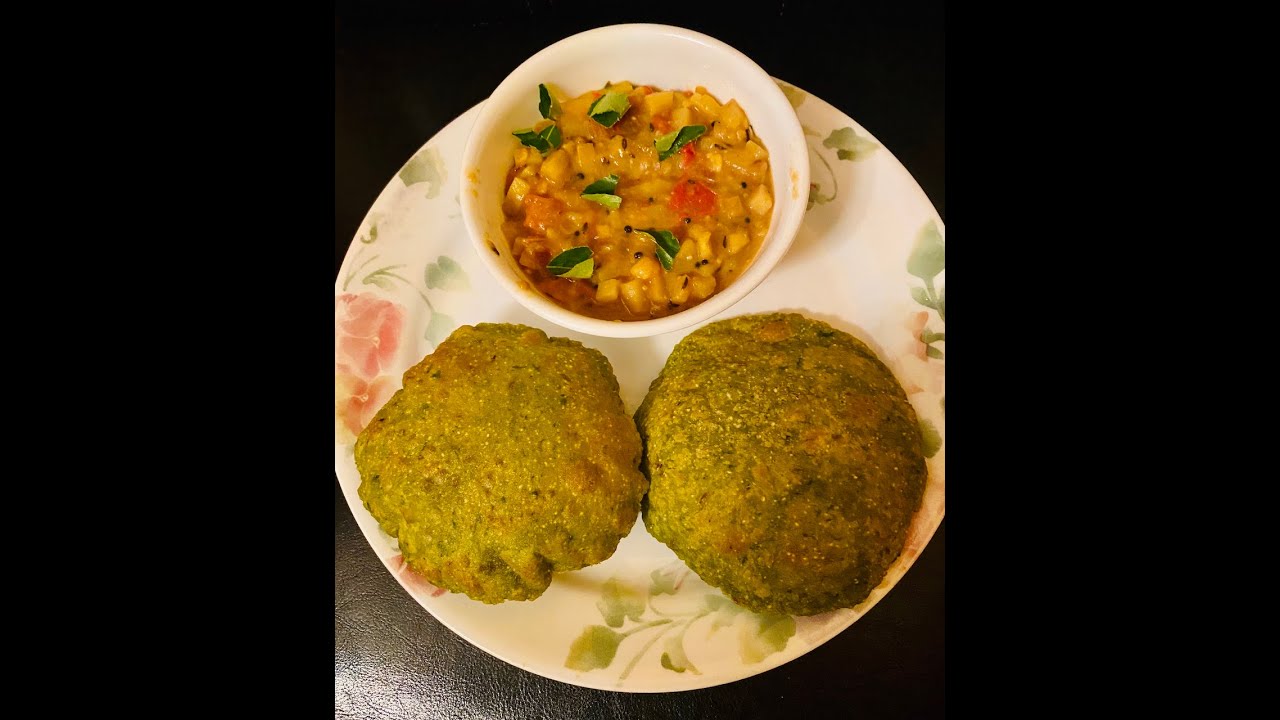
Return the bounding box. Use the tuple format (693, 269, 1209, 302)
(637, 313, 927, 616)
(355, 323, 647, 604)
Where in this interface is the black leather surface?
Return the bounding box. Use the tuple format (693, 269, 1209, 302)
(336, 3, 944, 715)
(337, 481, 945, 718)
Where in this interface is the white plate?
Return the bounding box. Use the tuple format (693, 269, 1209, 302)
(334, 81, 945, 692)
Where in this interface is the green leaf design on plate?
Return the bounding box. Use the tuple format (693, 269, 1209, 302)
(925, 345, 945, 360)
(565, 625, 625, 671)
(596, 578, 645, 628)
(398, 146, 447, 199)
(425, 255, 470, 291)
(907, 221, 945, 280)
(919, 418, 942, 458)
(363, 274, 394, 290)
(705, 594, 745, 631)
(921, 330, 945, 343)
(941, 397, 945, 416)
(650, 566, 680, 595)
(910, 286, 936, 309)
(660, 633, 699, 675)
(937, 286, 945, 318)
(738, 612, 795, 664)
(822, 127, 880, 162)
(424, 312, 455, 347)
(806, 140, 838, 211)
(776, 80, 807, 109)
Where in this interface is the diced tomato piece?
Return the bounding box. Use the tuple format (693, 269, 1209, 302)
(668, 177, 717, 218)
(652, 115, 672, 134)
(679, 142, 697, 169)
(522, 194, 563, 234)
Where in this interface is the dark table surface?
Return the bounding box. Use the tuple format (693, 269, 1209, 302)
(336, 3, 944, 717)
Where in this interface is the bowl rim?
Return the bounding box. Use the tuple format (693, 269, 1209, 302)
(459, 23, 809, 339)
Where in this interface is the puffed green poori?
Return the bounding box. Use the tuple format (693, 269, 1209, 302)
(356, 323, 646, 604)
(637, 313, 927, 616)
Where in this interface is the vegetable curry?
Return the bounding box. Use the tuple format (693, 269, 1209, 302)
(502, 82, 774, 321)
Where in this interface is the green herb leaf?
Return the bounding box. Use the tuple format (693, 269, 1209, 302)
(582, 193, 621, 210)
(540, 123, 562, 151)
(638, 228, 680, 270)
(513, 125, 561, 156)
(538, 83, 561, 120)
(655, 125, 706, 161)
(512, 128, 550, 155)
(547, 246, 595, 278)
(581, 175, 621, 209)
(581, 174, 619, 194)
(588, 92, 631, 127)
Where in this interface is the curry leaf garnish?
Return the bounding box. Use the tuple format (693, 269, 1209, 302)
(582, 174, 619, 194)
(655, 125, 706, 161)
(540, 124, 562, 151)
(580, 174, 621, 209)
(547, 246, 594, 278)
(638, 228, 680, 271)
(588, 92, 631, 128)
(582, 194, 621, 210)
(512, 124, 562, 156)
(512, 128, 548, 154)
(538, 83, 561, 120)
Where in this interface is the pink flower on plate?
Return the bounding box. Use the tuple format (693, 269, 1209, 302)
(389, 554, 447, 598)
(898, 311, 943, 396)
(334, 369, 397, 443)
(335, 293, 407, 444)
(904, 310, 930, 361)
(335, 293, 407, 381)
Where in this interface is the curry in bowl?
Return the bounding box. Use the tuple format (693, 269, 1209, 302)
(501, 82, 774, 321)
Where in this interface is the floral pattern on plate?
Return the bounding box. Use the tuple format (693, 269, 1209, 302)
(335, 80, 944, 692)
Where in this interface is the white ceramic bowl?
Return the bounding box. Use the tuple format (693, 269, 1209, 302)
(459, 24, 809, 338)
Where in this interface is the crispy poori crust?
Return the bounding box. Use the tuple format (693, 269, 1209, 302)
(356, 323, 647, 604)
(636, 313, 926, 615)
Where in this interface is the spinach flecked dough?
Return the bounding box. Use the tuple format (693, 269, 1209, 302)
(356, 324, 647, 604)
(637, 313, 927, 615)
